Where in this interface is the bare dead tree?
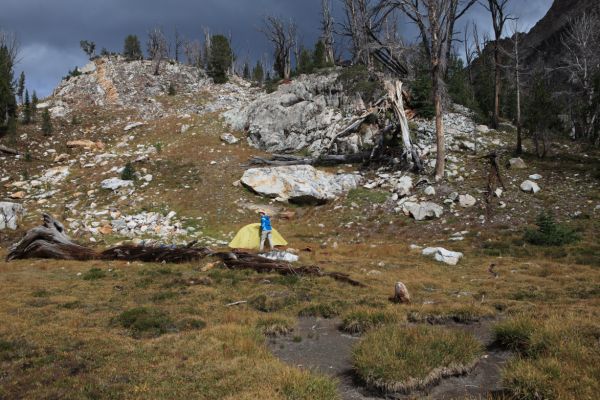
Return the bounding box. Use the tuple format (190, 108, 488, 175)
(203, 27, 212, 69)
(260, 16, 297, 80)
(376, 0, 476, 181)
(183, 39, 202, 66)
(503, 20, 526, 154)
(339, 0, 378, 66)
(173, 28, 184, 63)
(147, 27, 169, 75)
(480, 0, 513, 129)
(321, 0, 336, 64)
(561, 12, 600, 144)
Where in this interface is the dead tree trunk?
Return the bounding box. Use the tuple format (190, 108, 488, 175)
(7, 214, 96, 261)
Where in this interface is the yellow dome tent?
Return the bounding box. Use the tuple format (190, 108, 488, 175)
(228, 223, 288, 249)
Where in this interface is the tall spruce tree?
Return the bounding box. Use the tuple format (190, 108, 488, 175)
(242, 62, 250, 80)
(23, 89, 31, 124)
(31, 91, 38, 121)
(17, 71, 25, 104)
(313, 40, 327, 69)
(123, 35, 143, 60)
(0, 44, 17, 129)
(207, 35, 233, 84)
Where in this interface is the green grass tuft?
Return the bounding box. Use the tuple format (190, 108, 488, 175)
(82, 268, 106, 281)
(114, 307, 176, 338)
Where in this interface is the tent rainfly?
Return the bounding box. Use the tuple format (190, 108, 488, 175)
(228, 223, 288, 249)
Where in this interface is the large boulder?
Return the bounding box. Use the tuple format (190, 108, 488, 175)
(0, 202, 25, 230)
(422, 247, 463, 265)
(396, 176, 413, 197)
(402, 201, 444, 221)
(225, 71, 369, 155)
(240, 165, 361, 204)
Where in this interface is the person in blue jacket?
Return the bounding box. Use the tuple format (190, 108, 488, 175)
(259, 210, 273, 252)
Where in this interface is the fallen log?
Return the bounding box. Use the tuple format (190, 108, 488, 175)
(213, 251, 366, 287)
(0, 144, 20, 156)
(247, 152, 371, 167)
(7, 215, 365, 287)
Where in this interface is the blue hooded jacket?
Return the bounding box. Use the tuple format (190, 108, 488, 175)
(260, 215, 272, 231)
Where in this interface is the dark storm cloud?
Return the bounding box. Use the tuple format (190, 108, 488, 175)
(1, 0, 552, 98)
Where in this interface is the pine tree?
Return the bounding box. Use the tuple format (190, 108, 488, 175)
(243, 62, 250, 80)
(23, 89, 31, 124)
(208, 35, 233, 84)
(80, 40, 96, 59)
(123, 35, 143, 60)
(31, 91, 38, 121)
(17, 71, 25, 104)
(252, 61, 264, 84)
(296, 48, 313, 75)
(313, 40, 327, 69)
(0, 45, 17, 129)
(41, 108, 52, 135)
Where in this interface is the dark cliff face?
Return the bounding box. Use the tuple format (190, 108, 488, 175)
(520, 0, 599, 68)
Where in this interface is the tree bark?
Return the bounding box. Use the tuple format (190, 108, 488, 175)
(433, 72, 445, 181)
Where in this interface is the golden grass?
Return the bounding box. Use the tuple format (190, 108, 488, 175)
(352, 324, 483, 394)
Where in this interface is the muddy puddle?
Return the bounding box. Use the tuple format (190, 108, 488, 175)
(268, 317, 510, 400)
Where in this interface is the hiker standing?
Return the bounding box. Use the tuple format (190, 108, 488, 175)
(259, 210, 273, 252)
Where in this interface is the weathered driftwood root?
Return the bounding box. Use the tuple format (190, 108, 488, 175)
(213, 251, 366, 287)
(6, 214, 96, 261)
(7, 215, 365, 287)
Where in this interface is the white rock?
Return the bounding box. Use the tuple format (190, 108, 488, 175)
(424, 186, 436, 196)
(0, 202, 25, 230)
(220, 132, 239, 144)
(396, 176, 413, 197)
(520, 180, 540, 194)
(241, 165, 361, 204)
(402, 201, 444, 221)
(41, 166, 70, 184)
(422, 247, 463, 265)
(142, 174, 153, 182)
(529, 174, 542, 180)
(508, 158, 527, 169)
(494, 188, 503, 198)
(476, 125, 490, 134)
(180, 124, 190, 134)
(101, 178, 133, 190)
(124, 122, 144, 131)
(458, 194, 477, 208)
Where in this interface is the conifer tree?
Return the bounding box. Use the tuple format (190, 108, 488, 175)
(0, 44, 17, 129)
(207, 35, 233, 84)
(313, 40, 327, 69)
(41, 108, 52, 135)
(243, 62, 250, 80)
(252, 61, 264, 84)
(23, 89, 31, 124)
(123, 35, 143, 60)
(17, 71, 25, 104)
(31, 91, 38, 121)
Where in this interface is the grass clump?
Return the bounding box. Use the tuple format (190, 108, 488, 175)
(524, 211, 579, 246)
(82, 268, 106, 281)
(494, 313, 600, 399)
(346, 188, 389, 206)
(249, 293, 296, 313)
(298, 301, 345, 319)
(353, 324, 482, 394)
(340, 307, 402, 334)
(279, 368, 340, 400)
(407, 304, 495, 324)
(114, 307, 176, 338)
(176, 318, 206, 331)
(256, 316, 294, 337)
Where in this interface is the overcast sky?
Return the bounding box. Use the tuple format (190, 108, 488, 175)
(1, 0, 553, 98)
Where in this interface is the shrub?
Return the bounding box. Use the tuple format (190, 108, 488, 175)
(524, 211, 579, 246)
(336, 64, 383, 104)
(115, 307, 175, 338)
(41, 109, 52, 136)
(353, 324, 482, 394)
(120, 162, 136, 181)
(167, 82, 176, 96)
(82, 268, 106, 281)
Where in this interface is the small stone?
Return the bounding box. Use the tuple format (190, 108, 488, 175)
(220, 132, 239, 144)
(529, 174, 542, 180)
(392, 282, 411, 304)
(423, 186, 436, 196)
(520, 180, 540, 194)
(507, 158, 527, 169)
(9, 191, 25, 199)
(458, 194, 477, 208)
